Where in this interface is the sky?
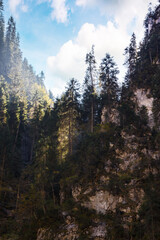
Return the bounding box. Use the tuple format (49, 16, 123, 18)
(4, 0, 159, 97)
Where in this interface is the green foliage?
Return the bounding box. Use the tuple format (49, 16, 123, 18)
(1, 2, 160, 239)
(100, 53, 119, 108)
(82, 45, 100, 133)
(57, 78, 80, 162)
(0, 75, 8, 124)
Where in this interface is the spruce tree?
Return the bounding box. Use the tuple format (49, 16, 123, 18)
(0, 0, 4, 75)
(0, 75, 7, 124)
(83, 45, 98, 132)
(124, 33, 137, 87)
(57, 78, 80, 162)
(5, 17, 22, 94)
(100, 53, 119, 110)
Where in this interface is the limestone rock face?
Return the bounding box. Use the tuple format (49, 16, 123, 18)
(37, 216, 79, 240)
(101, 106, 120, 125)
(90, 222, 107, 238)
(82, 190, 118, 214)
(37, 96, 160, 240)
(72, 185, 120, 214)
(101, 89, 154, 127)
(37, 228, 53, 240)
(134, 89, 154, 127)
(54, 224, 79, 240)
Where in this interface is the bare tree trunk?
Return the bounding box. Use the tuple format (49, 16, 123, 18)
(30, 136, 35, 163)
(70, 121, 73, 155)
(41, 184, 46, 214)
(50, 182, 55, 204)
(13, 121, 21, 154)
(149, 49, 152, 64)
(90, 61, 94, 133)
(91, 98, 94, 133)
(151, 204, 155, 240)
(16, 181, 20, 211)
(0, 147, 6, 195)
(68, 110, 71, 155)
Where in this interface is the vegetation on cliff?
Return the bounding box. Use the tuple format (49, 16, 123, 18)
(0, 1, 160, 239)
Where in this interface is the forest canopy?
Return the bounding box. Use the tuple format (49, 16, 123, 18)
(1, 1, 160, 240)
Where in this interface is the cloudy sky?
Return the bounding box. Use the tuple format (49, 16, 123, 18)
(4, 0, 159, 96)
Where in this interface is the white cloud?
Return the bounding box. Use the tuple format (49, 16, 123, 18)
(21, 4, 28, 12)
(47, 39, 87, 96)
(47, 0, 159, 96)
(37, 0, 69, 23)
(50, 0, 68, 23)
(9, 0, 22, 14)
(76, 0, 159, 37)
(47, 21, 129, 96)
(9, 0, 28, 15)
(9, 0, 69, 22)
(76, 0, 96, 7)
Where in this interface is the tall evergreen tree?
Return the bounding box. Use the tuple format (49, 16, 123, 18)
(100, 53, 119, 110)
(0, 0, 4, 75)
(83, 45, 98, 133)
(0, 75, 8, 124)
(5, 17, 22, 91)
(57, 78, 80, 162)
(124, 33, 137, 87)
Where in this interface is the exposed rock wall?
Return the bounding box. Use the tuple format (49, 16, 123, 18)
(134, 89, 154, 127)
(37, 216, 79, 240)
(37, 88, 159, 240)
(101, 106, 120, 125)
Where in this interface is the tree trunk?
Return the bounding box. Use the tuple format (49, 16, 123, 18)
(16, 181, 20, 211)
(91, 98, 94, 133)
(0, 147, 6, 194)
(13, 120, 21, 154)
(30, 136, 35, 163)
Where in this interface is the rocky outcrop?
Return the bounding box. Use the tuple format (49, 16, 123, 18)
(54, 223, 79, 240)
(90, 221, 107, 239)
(101, 106, 120, 125)
(37, 215, 79, 240)
(37, 222, 107, 240)
(37, 93, 159, 240)
(37, 228, 53, 240)
(134, 89, 154, 127)
(72, 185, 120, 214)
(82, 190, 118, 214)
(101, 89, 154, 127)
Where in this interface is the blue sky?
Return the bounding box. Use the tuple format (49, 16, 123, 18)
(4, 0, 159, 96)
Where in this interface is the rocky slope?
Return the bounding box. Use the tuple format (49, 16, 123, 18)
(35, 86, 160, 240)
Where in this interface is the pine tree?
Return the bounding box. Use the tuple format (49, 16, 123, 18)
(0, 75, 8, 124)
(22, 58, 35, 100)
(57, 78, 80, 162)
(8, 95, 20, 134)
(83, 45, 98, 133)
(100, 53, 119, 110)
(0, 0, 4, 75)
(36, 71, 45, 86)
(49, 89, 54, 101)
(124, 33, 137, 86)
(5, 17, 22, 94)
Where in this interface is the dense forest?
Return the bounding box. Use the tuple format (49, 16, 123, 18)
(1, 0, 160, 239)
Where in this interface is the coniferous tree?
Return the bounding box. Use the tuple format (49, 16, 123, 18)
(100, 53, 119, 111)
(5, 16, 16, 76)
(82, 45, 98, 132)
(0, 0, 4, 75)
(37, 71, 45, 86)
(49, 89, 54, 101)
(0, 75, 8, 124)
(57, 78, 80, 162)
(124, 33, 137, 87)
(5, 17, 22, 93)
